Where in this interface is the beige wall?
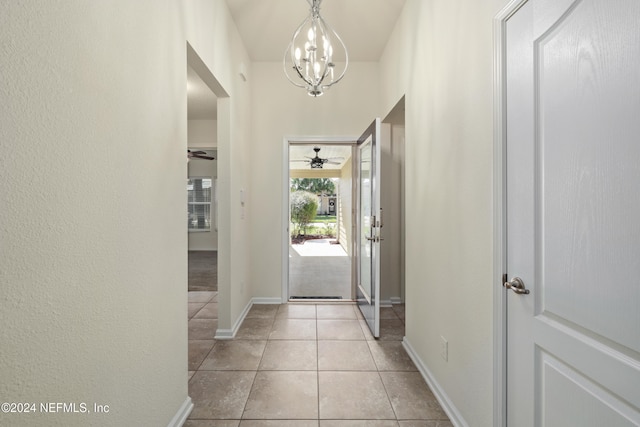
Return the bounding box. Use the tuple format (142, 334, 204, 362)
(0, 1, 189, 425)
(380, 123, 405, 304)
(248, 62, 380, 299)
(379, 0, 509, 425)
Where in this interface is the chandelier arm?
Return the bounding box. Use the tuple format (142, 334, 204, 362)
(292, 60, 314, 86)
(283, 17, 315, 88)
(318, 14, 349, 87)
(283, 50, 312, 89)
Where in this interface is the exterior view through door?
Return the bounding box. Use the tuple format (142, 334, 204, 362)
(286, 117, 397, 339)
(502, 0, 640, 425)
(288, 143, 354, 300)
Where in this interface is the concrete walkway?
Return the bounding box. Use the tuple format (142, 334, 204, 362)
(289, 239, 351, 299)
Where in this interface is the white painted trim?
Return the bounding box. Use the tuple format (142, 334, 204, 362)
(166, 397, 193, 427)
(380, 297, 402, 307)
(493, 2, 529, 426)
(252, 297, 283, 305)
(403, 338, 468, 427)
(282, 135, 358, 303)
(214, 298, 253, 339)
(282, 137, 290, 303)
(214, 297, 282, 339)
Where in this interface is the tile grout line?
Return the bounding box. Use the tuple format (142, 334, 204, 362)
(315, 304, 321, 424)
(237, 307, 276, 422)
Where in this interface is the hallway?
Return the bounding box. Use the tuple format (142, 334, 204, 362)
(187, 292, 451, 426)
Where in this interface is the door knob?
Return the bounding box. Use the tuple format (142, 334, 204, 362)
(503, 277, 530, 295)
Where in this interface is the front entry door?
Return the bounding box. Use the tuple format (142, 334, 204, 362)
(357, 119, 382, 337)
(505, 0, 640, 425)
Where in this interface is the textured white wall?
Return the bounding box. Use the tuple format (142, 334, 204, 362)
(0, 1, 188, 426)
(248, 62, 380, 299)
(188, 120, 218, 251)
(379, 0, 509, 425)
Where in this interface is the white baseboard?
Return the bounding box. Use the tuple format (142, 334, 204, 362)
(167, 397, 193, 427)
(402, 337, 468, 427)
(214, 300, 252, 339)
(252, 297, 283, 304)
(380, 297, 403, 307)
(214, 297, 282, 339)
(390, 296, 403, 305)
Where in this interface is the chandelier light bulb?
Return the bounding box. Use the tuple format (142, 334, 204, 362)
(283, 0, 348, 97)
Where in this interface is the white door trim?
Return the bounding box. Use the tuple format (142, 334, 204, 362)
(281, 135, 357, 302)
(493, 1, 529, 426)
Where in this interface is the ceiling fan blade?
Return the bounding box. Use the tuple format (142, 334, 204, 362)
(324, 161, 341, 165)
(326, 157, 345, 161)
(192, 155, 215, 160)
(291, 159, 311, 162)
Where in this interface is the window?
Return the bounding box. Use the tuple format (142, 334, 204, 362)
(188, 177, 213, 232)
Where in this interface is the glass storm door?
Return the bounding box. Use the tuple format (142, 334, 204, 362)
(357, 119, 381, 337)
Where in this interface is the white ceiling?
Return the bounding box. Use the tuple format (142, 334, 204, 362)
(226, 0, 406, 62)
(187, 0, 406, 119)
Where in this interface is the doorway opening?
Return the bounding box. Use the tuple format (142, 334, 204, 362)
(186, 60, 218, 294)
(186, 41, 230, 347)
(286, 141, 356, 301)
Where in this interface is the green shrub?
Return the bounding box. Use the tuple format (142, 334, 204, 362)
(290, 191, 318, 236)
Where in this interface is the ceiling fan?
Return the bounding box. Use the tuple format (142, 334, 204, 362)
(187, 150, 215, 160)
(291, 147, 343, 169)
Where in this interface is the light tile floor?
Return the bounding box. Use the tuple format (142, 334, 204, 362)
(187, 291, 452, 427)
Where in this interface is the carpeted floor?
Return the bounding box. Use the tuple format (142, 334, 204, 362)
(188, 251, 217, 292)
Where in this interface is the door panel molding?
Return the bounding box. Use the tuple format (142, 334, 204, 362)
(499, 0, 640, 425)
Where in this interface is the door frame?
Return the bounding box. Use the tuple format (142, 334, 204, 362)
(493, 1, 529, 426)
(281, 135, 357, 302)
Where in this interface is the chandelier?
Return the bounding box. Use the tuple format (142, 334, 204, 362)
(283, 0, 348, 97)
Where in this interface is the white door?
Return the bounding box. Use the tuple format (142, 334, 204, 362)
(505, 0, 640, 425)
(357, 119, 382, 337)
